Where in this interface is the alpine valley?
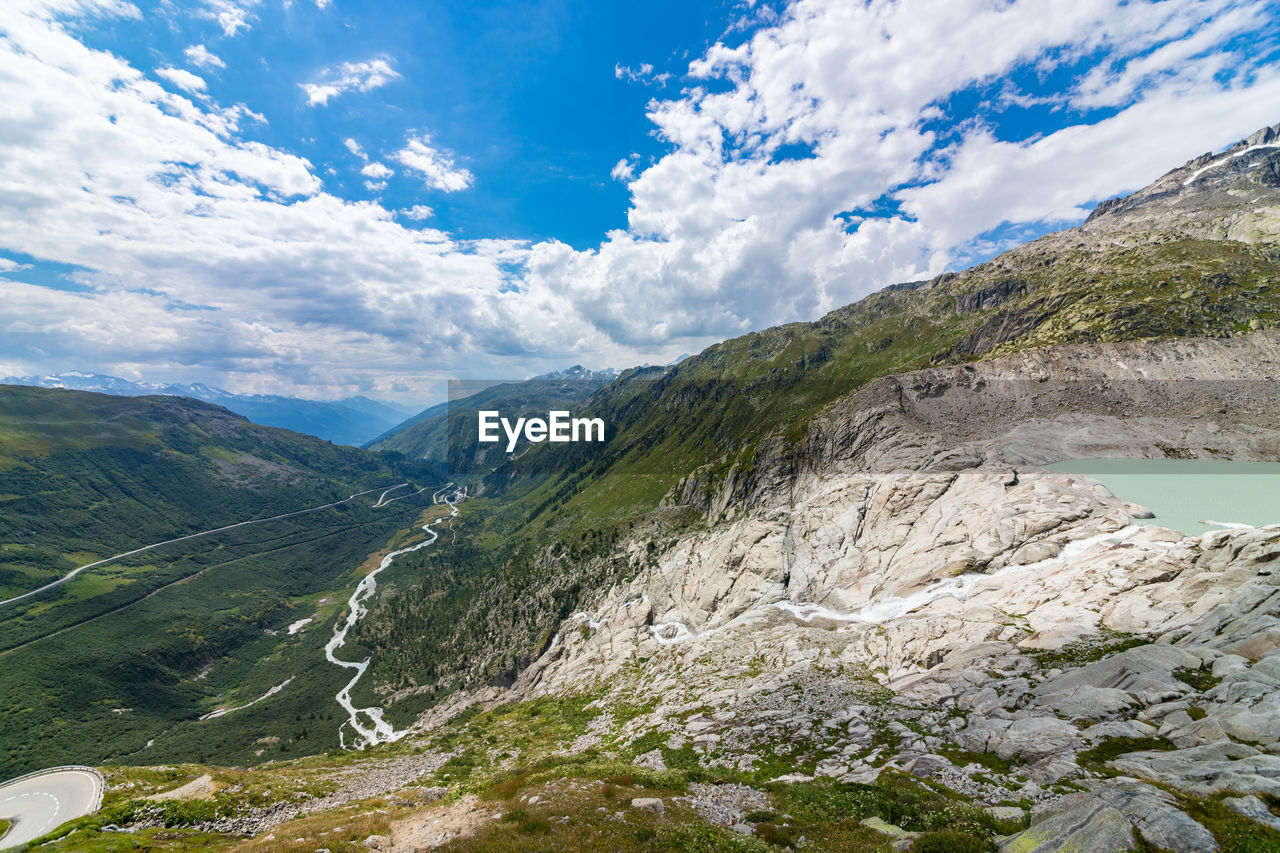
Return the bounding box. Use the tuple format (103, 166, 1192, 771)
(3, 125, 1280, 853)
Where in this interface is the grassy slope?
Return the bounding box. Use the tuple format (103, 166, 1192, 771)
(0, 387, 443, 776)
(25, 687, 1280, 852)
(0, 386, 440, 598)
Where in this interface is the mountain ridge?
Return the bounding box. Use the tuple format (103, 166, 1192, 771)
(1, 371, 416, 446)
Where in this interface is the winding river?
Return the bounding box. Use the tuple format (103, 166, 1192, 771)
(324, 483, 464, 749)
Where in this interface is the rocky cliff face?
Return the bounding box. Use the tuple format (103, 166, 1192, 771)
(463, 331, 1280, 849)
(1084, 121, 1280, 244)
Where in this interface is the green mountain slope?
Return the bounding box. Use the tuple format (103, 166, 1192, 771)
(348, 124, 1280, 706)
(0, 373, 416, 446)
(0, 386, 442, 776)
(0, 385, 438, 600)
(367, 371, 615, 481)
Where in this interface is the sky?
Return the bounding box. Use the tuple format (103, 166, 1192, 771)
(1, 0, 1279, 405)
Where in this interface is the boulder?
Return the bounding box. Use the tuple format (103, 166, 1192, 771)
(1222, 795, 1280, 831)
(860, 816, 917, 839)
(985, 805, 1025, 822)
(1081, 720, 1157, 742)
(999, 797, 1133, 852)
(1216, 692, 1280, 743)
(1035, 644, 1199, 707)
(1095, 784, 1218, 853)
(1165, 717, 1230, 748)
(1111, 742, 1280, 794)
(991, 716, 1080, 762)
(1038, 685, 1133, 720)
(1001, 783, 1218, 853)
(630, 797, 665, 814)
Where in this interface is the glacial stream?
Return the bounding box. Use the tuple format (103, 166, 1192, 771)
(325, 484, 464, 749)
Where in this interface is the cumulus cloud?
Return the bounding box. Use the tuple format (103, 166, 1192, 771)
(203, 0, 258, 37)
(156, 66, 207, 93)
(1, 0, 1278, 399)
(302, 57, 400, 106)
(557, 0, 1280, 345)
(343, 137, 367, 159)
(394, 134, 473, 192)
(361, 161, 393, 179)
(184, 44, 225, 70)
(609, 157, 635, 182)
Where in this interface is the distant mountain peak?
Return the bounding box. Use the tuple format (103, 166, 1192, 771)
(533, 365, 620, 382)
(1084, 119, 1280, 237)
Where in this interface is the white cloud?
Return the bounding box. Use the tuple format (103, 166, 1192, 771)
(343, 137, 367, 159)
(183, 44, 225, 70)
(361, 161, 392, 179)
(610, 157, 635, 182)
(0, 258, 33, 273)
(1, 0, 1278, 399)
(156, 66, 207, 93)
(539, 0, 1280, 346)
(202, 0, 258, 37)
(394, 134, 473, 192)
(615, 62, 672, 87)
(302, 57, 400, 106)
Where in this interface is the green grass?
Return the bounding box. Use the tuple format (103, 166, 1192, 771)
(936, 748, 1016, 775)
(1174, 666, 1223, 693)
(1024, 632, 1150, 670)
(1172, 791, 1280, 853)
(1075, 737, 1177, 772)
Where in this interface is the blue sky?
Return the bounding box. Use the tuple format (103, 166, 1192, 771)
(1, 0, 1279, 404)
(73, 0, 757, 249)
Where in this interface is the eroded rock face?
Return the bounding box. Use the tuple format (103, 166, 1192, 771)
(414, 333, 1280, 846)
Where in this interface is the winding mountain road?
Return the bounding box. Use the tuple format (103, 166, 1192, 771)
(0, 483, 411, 608)
(0, 767, 103, 849)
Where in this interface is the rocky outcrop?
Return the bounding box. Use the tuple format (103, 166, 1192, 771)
(1001, 782, 1219, 853)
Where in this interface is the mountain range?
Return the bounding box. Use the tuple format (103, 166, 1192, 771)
(1, 372, 417, 447)
(366, 366, 621, 479)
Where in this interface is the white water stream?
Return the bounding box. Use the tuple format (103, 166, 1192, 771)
(325, 484, 464, 749)
(774, 525, 1143, 626)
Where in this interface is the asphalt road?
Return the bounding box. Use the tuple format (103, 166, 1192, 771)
(0, 767, 103, 849)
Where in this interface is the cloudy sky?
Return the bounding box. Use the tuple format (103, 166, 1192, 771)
(1, 0, 1278, 404)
